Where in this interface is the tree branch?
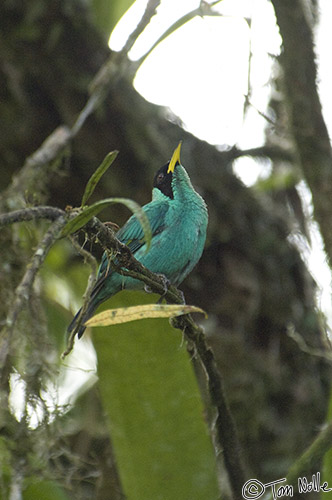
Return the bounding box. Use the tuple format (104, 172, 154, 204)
(0, 215, 67, 384)
(122, 0, 161, 54)
(226, 145, 294, 164)
(83, 216, 188, 304)
(271, 0, 332, 265)
(0, 206, 66, 226)
(134, 1, 224, 70)
(1, 127, 72, 207)
(172, 314, 247, 499)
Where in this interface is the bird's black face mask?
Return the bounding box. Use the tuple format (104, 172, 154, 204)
(153, 162, 174, 199)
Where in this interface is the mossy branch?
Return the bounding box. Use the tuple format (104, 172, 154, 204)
(0, 205, 247, 499)
(0, 206, 65, 226)
(0, 214, 67, 386)
(71, 215, 248, 499)
(271, 0, 332, 265)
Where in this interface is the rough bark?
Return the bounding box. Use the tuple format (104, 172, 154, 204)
(271, 0, 332, 264)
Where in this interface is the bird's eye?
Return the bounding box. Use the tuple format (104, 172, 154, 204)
(157, 173, 164, 183)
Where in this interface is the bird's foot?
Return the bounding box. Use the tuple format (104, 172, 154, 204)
(154, 274, 171, 303)
(144, 284, 153, 294)
(144, 274, 185, 304)
(177, 289, 186, 304)
(144, 274, 170, 299)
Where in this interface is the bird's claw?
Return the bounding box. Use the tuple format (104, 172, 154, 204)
(154, 274, 171, 303)
(144, 274, 170, 300)
(177, 289, 186, 305)
(158, 274, 171, 293)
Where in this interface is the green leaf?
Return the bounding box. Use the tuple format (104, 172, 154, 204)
(86, 303, 207, 327)
(81, 150, 118, 207)
(23, 479, 71, 500)
(92, 0, 135, 36)
(61, 198, 152, 251)
(93, 291, 220, 500)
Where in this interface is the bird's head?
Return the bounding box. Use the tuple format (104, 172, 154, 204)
(153, 142, 182, 200)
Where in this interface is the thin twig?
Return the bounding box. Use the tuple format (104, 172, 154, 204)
(5, 216, 66, 328)
(73, 0, 163, 136)
(1, 127, 72, 207)
(172, 314, 247, 499)
(122, 0, 161, 54)
(287, 325, 332, 362)
(71, 92, 102, 137)
(0, 216, 67, 379)
(134, 1, 224, 70)
(0, 206, 66, 227)
(225, 144, 294, 164)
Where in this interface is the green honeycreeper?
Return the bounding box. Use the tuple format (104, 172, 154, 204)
(68, 143, 208, 338)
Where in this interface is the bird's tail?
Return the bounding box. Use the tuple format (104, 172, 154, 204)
(67, 301, 97, 339)
(67, 270, 110, 339)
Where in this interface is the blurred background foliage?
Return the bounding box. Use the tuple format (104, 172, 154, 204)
(1, 0, 332, 499)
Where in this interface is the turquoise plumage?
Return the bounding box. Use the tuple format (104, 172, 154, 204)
(68, 143, 208, 338)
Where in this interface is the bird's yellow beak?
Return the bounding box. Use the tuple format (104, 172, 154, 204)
(167, 141, 182, 173)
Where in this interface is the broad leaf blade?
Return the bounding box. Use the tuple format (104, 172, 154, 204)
(23, 479, 70, 500)
(86, 304, 206, 327)
(93, 291, 220, 500)
(81, 150, 118, 207)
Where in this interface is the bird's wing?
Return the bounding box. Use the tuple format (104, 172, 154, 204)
(97, 201, 169, 280)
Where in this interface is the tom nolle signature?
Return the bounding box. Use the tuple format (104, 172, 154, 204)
(242, 472, 332, 499)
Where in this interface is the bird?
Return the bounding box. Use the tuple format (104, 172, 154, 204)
(67, 142, 208, 339)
